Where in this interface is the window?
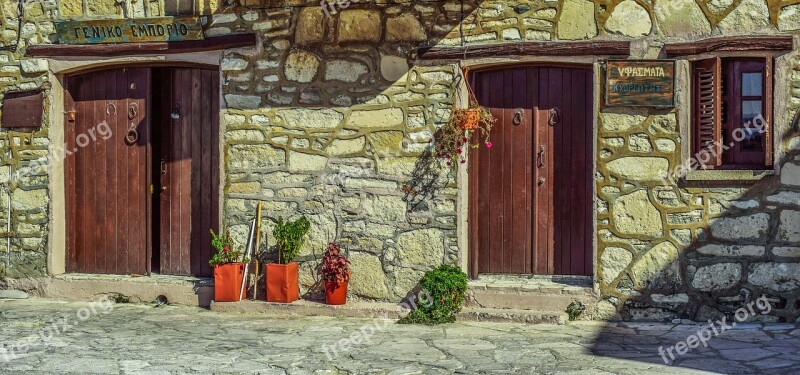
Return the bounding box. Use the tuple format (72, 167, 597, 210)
(691, 57, 773, 169)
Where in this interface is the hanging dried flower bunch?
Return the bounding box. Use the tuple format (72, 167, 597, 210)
(436, 69, 495, 168)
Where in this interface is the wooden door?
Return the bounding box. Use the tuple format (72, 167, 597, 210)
(469, 66, 593, 277)
(156, 67, 220, 277)
(65, 68, 151, 275)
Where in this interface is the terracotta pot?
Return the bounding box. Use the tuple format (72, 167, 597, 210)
(325, 281, 348, 305)
(265, 262, 299, 303)
(457, 108, 482, 131)
(213, 262, 246, 302)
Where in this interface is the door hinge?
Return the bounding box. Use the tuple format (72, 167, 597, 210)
(150, 184, 154, 194)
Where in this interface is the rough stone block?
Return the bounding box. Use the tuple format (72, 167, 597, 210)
(709, 213, 770, 241)
(338, 9, 381, 43)
(556, 0, 597, 40)
(691, 263, 742, 291)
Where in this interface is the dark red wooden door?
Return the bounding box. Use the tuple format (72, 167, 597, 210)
(65, 68, 151, 275)
(470, 66, 593, 277)
(156, 67, 219, 277)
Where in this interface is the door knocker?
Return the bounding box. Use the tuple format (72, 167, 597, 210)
(105, 103, 117, 116)
(128, 103, 138, 120)
(548, 107, 561, 126)
(125, 123, 138, 145)
(512, 108, 524, 126)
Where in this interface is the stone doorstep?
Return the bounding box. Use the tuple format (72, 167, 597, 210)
(466, 276, 599, 320)
(1, 274, 214, 307)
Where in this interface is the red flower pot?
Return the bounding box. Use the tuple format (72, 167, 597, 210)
(213, 263, 246, 302)
(265, 262, 300, 303)
(325, 281, 348, 305)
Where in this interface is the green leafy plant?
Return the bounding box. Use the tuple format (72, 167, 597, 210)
(398, 264, 468, 325)
(209, 229, 245, 267)
(566, 301, 586, 321)
(273, 216, 310, 264)
(321, 242, 350, 284)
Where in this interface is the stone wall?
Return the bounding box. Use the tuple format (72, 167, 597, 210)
(2, 0, 800, 320)
(0, 0, 58, 278)
(590, 1, 800, 322)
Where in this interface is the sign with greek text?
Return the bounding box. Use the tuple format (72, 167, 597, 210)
(605, 60, 675, 107)
(55, 17, 204, 44)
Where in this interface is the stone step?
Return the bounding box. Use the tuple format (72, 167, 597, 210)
(210, 299, 405, 319)
(1, 274, 214, 307)
(457, 307, 568, 325)
(466, 290, 597, 312)
(212, 300, 569, 325)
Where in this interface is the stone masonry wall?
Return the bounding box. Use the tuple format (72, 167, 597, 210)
(2, 0, 800, 320)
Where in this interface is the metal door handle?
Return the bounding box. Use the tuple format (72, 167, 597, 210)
(160, 159, 166, 174)
(537, 145, 546, 168)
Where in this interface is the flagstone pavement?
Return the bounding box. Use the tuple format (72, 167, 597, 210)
(1, 299, 800, 374)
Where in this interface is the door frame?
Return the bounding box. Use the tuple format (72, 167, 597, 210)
(46, 52, 225, 276)
(456, 60, 600, 282)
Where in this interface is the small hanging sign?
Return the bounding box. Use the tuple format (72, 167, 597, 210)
(605, 60, 675, 107)
(55, 17, 204, 45)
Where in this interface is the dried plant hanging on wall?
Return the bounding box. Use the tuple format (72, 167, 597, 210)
(436, 68, 495, 168)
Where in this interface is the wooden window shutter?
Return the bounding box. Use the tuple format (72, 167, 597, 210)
(764, 56, 774, 167)
(692, 58, 722, 169)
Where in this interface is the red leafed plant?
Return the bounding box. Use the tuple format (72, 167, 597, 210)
(321, 242, 350, 285)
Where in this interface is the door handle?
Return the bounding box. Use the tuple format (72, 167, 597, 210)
(537, 145, 546, 168)
(160, 159, 166, 174)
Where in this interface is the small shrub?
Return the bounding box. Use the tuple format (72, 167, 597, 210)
(273, 216, 310, 264)
(398, 264, 468, 325)
(566, 301, 586, 321)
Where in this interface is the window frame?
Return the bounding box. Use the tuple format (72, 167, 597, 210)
(689, 53, 775, 171)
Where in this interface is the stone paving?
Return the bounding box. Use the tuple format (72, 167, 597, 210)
(2, 299, 800, 374)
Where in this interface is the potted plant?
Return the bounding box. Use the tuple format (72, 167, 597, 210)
(321, 242, 350, 305)
(436, 69, 496, 168)
(209, 229, 247, 302)
(265, 216, 310, 303)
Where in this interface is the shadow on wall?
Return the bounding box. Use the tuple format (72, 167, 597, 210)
(588, 110, 800, 370)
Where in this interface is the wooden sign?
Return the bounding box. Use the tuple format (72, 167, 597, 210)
(605, 60, 675, 107)
(2, 90, 43, 129)
(55, 17, 204, 45)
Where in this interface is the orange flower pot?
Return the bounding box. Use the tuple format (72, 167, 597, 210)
(325, 281, 348, 305)
(457, 108, 482, 131)
(265, 262, 299, 303)
(213, 263, 246, 302)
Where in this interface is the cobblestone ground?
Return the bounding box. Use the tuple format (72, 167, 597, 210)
(1, 299, 800, 374)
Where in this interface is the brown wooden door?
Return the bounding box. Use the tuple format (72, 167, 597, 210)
(65, 67, 151, 275)
(155, 67, 219, 277)
(469, 66, 593, 277)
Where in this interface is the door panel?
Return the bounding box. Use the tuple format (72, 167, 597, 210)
(158, 67, 219, 277)
(470, 66, 593, 277)
(65, 68, 150, 275)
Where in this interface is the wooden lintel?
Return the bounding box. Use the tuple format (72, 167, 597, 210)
(417, 41, 631, 60)
(664, 35, 793, 57)
(26, 33, 257, 57)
